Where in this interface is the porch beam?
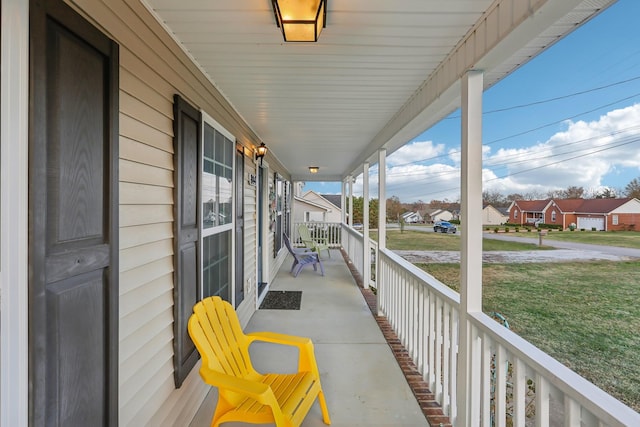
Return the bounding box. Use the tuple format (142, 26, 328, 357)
(362, 162, 370, 289)
(456, 70, 484, 426)
(1, 0, 30, 425)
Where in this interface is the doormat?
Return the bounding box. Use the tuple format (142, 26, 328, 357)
(259, 291, 302, 310)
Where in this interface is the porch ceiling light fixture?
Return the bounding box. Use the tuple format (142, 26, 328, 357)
(308, 166, 319, 174)
(271, 0, 327, 42)
(255, 142, 268, 165)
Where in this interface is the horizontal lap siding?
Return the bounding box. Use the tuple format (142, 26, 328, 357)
(65, 0, 275, 424)
(118, 52, 193, 426)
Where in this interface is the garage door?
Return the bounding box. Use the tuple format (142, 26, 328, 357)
(577, 217, 605, 231)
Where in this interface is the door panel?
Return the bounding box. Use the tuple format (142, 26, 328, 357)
(29, 0, 119, 425)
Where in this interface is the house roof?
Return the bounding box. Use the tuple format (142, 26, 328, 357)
(515, 198, 637, 215)
(512, 199, 552, 212)
(320, 194, 342, 210)
(554, 198, 634, 214)
(144, 0, 616, 182)
(293, 196, 330, 211)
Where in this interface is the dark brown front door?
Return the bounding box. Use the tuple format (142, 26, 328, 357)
(29, 0, 119, 425)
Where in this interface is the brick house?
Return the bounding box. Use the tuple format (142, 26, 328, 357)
(508, 198, 640, 231)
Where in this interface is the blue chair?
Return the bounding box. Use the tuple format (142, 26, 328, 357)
(283, 234, 324, 277)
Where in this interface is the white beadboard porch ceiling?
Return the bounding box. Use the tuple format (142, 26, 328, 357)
(144, 0, 615, 182)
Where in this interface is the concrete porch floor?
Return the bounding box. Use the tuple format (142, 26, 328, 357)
(189, 249, 432, 427)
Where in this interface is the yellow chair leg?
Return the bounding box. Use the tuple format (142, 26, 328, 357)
(318, 391, 331, 425)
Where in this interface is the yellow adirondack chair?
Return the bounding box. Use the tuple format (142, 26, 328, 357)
(188, 296, 331, 427)
(298, 224, 331, 258)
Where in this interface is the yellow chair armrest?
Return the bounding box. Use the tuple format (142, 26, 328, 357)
(247, 331, 311, 347)
(248, 332, 320, 374)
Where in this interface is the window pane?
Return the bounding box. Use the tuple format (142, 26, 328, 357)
(202, 125, 234, 229)
(203, 231, 231, 300)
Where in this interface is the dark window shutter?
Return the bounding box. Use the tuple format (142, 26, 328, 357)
(173, 94, 201, 387)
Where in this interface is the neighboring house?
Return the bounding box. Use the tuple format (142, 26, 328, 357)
(293, 190, 342, 224)
(401, 211, 423, 223)
(482, 204, 509, 225)
(508, 198, 640, 231)
(508, 199, 552, 226)
(429, 209, 454, 223)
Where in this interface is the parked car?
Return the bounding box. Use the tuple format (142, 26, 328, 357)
(433, 221, 457, 233)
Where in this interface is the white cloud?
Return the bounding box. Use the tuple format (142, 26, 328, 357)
(314, 104, 640, 203)
(386, 140, 445, 166)
(344, 104, 640, 202)
(484, 103, 640, 195)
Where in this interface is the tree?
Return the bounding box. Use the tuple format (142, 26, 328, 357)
(560, 186, 584, 199)
(349, 196, 379, 228)
(483, 190, 506, 207)
(386, 195, 403, 222)
(625, 178, 640, 199)
(506, 193, 525, 202)
(593, 187, 617, 199)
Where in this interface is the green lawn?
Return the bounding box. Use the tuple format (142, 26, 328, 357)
(494, 229, 640, 249)
(417, 261, 640, 412)
(374, 230, 554, 251)
(377, 229, 640, 411)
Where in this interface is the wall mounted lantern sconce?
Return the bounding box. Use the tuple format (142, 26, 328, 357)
(271, 0, 327, 42)
(308, 166, 319, 174)
(255, 142, 268, 165)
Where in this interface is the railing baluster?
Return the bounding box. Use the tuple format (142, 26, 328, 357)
(512, 357, 526, 426)
(564, 395, 581, 427)
(442, 302, 451, 413)
(427, 290, 436, 390)
(495, 345, 507, 427)
(434, 296, 443, 402)
(536, 374, 550, 426)
(481, 332, 492, 426)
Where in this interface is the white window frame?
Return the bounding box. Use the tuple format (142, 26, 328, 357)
(612, 214, 619, 225)
(200, 111, 236, 303)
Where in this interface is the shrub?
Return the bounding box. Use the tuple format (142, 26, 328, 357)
(494, 227, 499, 233)
(505, 227, 510, 233)
(515, 227, 520, 232)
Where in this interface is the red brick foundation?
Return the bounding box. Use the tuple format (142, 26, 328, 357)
(341, 248, 453, 427)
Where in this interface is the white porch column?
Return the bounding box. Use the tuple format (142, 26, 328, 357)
(341, 180, 347, 224)
(377, 149, 386, 315)
(377, 149, 387, 250)
(348, 176, 353, 227)
(1, 0, 30, 425)
(362, 163, 370, 289)
(456, 70, 484, 426)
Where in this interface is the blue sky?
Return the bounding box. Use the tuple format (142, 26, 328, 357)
(304, 0, 640, 203)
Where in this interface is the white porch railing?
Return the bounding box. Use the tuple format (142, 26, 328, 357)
(341, 224, 364, 276)
(338, 222, 640, 426)
(293, 222, 342, 248)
